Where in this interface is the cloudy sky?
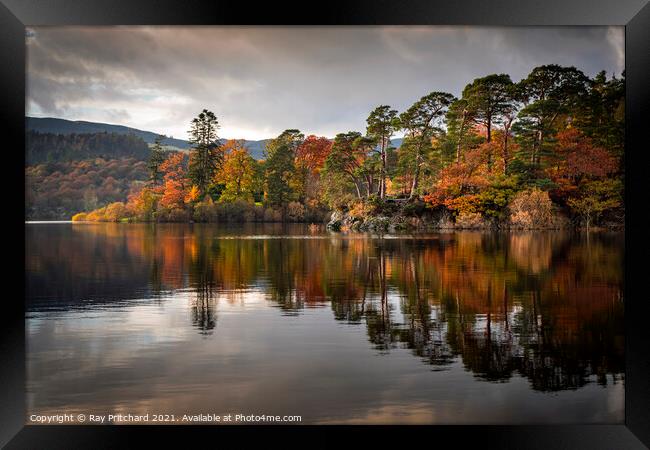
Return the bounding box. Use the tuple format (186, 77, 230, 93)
(26, 26, 624, 141)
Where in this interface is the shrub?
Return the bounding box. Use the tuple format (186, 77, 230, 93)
(126, 187, 158, 221)
(567, 179, 622, 228)
(401, 200, 426, 217)
(193, 199, 218, 222)
(348, 201, 374, 221)
(167, 208, 190, 222)
(71, 212, 87, 222)
(243, 209, 256, 222)
(264, 207, 282, 222)
(85, 207, 107, 222)
(455, 211, 485, 229)
(217, 200, 254, 222)
(476, 176, 519, 219)
(104, 202, 129, 222)
(286, 201, 305, 221)
(508, 189, 554, 229)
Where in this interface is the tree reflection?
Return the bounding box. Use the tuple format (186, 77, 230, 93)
(32, 224, 624, 391)
(187, 228, 218, 335)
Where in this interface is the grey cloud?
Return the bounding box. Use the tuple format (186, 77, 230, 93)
(26, 26, 624, 140)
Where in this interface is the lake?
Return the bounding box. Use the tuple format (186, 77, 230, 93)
(25, 223, 625, 424)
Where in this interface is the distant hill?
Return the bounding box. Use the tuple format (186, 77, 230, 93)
(26, 117, 191, 150)
(26, 117, 270, 160)
(26, 131, 152, 165)
(390, 138, 403, 148)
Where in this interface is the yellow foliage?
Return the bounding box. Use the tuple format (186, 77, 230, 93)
(185, 185, 201, 204)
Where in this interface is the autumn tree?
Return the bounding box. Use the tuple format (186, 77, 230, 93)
(546, 128, 618, 203)
(567, 179, 622, 229)
(188, 109, 222, 198)
(294, 135, 332, 203)
(366, 105, 400, 199)
(399, 91, 455, 199)
(159, 152, 189, 210)
(126, 186, 158, 221)
(217, 140, 256, 203)
(423, 142, 492, 216)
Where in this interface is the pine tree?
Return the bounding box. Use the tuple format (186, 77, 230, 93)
(148, 135, 167, 186)
(188, 109, 222, 197)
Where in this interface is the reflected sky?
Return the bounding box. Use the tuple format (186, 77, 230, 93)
(26, 223, 624, 424)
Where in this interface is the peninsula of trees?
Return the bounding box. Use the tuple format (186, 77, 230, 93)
(71, 64, 624, 230)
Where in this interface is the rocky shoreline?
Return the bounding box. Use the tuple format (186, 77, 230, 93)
(325, 209, 622, 233)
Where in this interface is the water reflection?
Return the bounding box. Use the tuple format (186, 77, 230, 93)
(26, 223, 624, 423)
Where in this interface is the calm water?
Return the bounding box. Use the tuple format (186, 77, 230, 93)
(26, 223, 625, 424)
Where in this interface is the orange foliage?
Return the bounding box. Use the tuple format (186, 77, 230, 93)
(549, 128, 617, 181)
(546, 128, 618, 203)
(160, 152, 187, 182)
(160, 179, 187, 209)
(423, 144, 492, 212)
(158, 152, 189, 209)
(185, 185, 201, 204)
(295, 135, 332, 173)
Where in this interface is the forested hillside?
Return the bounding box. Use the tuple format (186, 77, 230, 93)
(26, 131, 151, 164)
(25, 131, 153, 219)
(26, 117, 191, 150)
(26, 158, 149, 220)
(27, 117, 270, 159)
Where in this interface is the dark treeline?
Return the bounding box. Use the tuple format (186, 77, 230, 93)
(26, 131, 152, 164)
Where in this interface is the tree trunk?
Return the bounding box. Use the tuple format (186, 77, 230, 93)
(486, 119, 492, 170)
(381, 146, 387, 199)
(502, 120, 511, 175)
(535, 129, 543, 166)
(486, 119, 491, 143)
(408, 157, 420, 201)
(380, 137, 387, 199)
(457, 111, 467, 164)
(354, 181, 362, 199)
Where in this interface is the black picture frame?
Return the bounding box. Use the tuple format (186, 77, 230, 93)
(3, 0, 649, 447)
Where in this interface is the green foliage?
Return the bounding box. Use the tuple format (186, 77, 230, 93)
(148, 135, 168, 185)
(401, 200, 426, 217)
(366, 105, 400, 198)
(207, 182, 226, 202)
(26, 131, 151, 164)
(461, 74, 514, 143)
(514, 65, 591, 166)
(567, 179, 622, 227)
(188, 109, 221, 197)
(400, 91, 455, 198)
(476, 176, 519, 219)
(264, 130, 303, 206)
